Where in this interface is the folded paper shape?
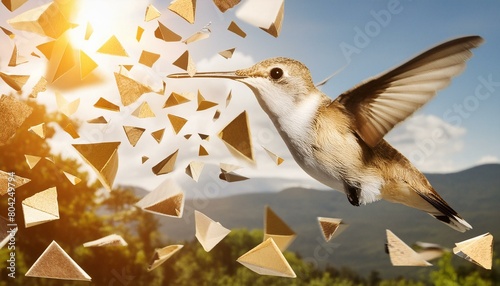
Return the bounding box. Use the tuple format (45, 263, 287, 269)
(152, 149, 179, 175)
(155, 21, 182, 42)
(220, 163, 241, 173)
(97, 35, 128, 56)
(167, 114, 187, 134)
(30, 77, 47, 98)
(87, 116, 107, 124)
(136, 26, 144, 42)
(139, 50, 161, 68)
(123, 126, 146, 147)
(185, 161, 204, 182)
(2, 0, 28, 12)
(25, 155, 42, 169)
(164, 92, 190, 108)
(212, 0, 240, 12)
(62, 171, 81, 185)
(62, 122, 79, 139)
(453, 233, 493, 270)
(213, 110, 221, 121)
(317, 217, 347, 242)
(22, 187, 59, 228)
(114, 72, 153, 106)
(36, 40, 55, 59)
(198, 145, 209, 156)
(198, 133, 209, 141)
(219, 171, 248, 182)
(262, 146, 284, 165)
(141, 156, 149, 164)
(183, 23, 211, 44)
(83, 234, 128, 247)
(227, 21, 246, 38)
(151, 129, 165, 143)
(219, 48, 236, 59)
(84, 22, 93, 40)
(79, 50, 98, 79)
(26, 241, 91, 281)
(0, 95, 33, 145)
(148, 245, 183, 271)
(235, 0, 284, 37)
(195, 211, 231, 252)
(237, 238, 296, 278)
(386, 229, 432, 266)
(218, 111, 254, 162)
(172, 50, 196, 77)
(8, 44, 28, 67)
(72, 142, 120, 192)
(56, 92, 79, 117)
(0, 170, 30, 195)
(145, 4, 161, 22)
(136, 179, 185, 218)
(28, 123, 46, 139)
(0, 72, 30, 91)
(264, 206, 296, 251)
(168, 0, 196, 24)
(93, 97, 120, 112)
(196, 90, 217, 111)
(1, 26, 15, 38)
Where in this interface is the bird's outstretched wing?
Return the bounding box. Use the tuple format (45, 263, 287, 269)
(335, 36, 484, 147)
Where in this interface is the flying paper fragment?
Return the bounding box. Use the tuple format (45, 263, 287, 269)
(236, 0, 284, 37)
(8, 44, 28, 67)
(414, 242, 447, 262)
(139, 50, 161, 68)
(22, 187, 59, 227)
(79, 50, 98, 79)
(1, 0, 28, 11)
(198, 145, 209, 156)
(168, 0, 196, 24)
(97, 35, 128, 56)
(87, 116, 107, 124)
(30, 77, 47, 98)
(136, 178, 184, 217)
(31, 52, 40, 58)
(167, 114, 187, 134)
(453, 233, 493, 269)
(83, 234, 128, 247)
(7, 1, 72, 38)
(55, 93, 79, 117)
(62, 171, 81, 185)
(72, 142, 120, 192)
(62, 122, 79, 139)
(196, 90, 217, 110)
(227, 21, 246, 38)
(0, 95, 32, 145)
(151, 129, 165, 143)
(164, 92, 190, 108)
(213, 0, 240, 12)
(152, 149, 179, 175)
(218, 111, 254, 162)
(45, 33, 77, 82)
(84, 22, 93, 40)
(264, 206, 296, 251)
(28, 123, 46, 139)
(184, 134, 192, 140)
(36, 40, 55, 59)
(25, 155, 42, 169)
(386, 229, 432, 266)
(114, 72, 153, 106)
(148, 245, 183, 271)
(25, 241, 91, 281)
(0, 217, 17, 248)
(94, 97, 120, 112)
(141, 156, 149, 164)
(172, 50, 196, 77)
(123, 126, 146, 147)
(132, 101, 156, 118)
(136, 26, 144, 42)
(213, 110, 221, 121)
(317, 217, 347, 242)
(237, 238, 296, 278)
(1, 26, 15, 38)
(155, 21, 182, 42)
(0, 170, 30, 195)
(185, 161, 204, 182)
(183, 22, 211, 44)
(219, 171, 248, 182)
(195, 211, 231, 252)
(220, 163, 241, 173)
(0, 72, 30, 91)
(145, 4, 161, 22)
(198, 133, 209, 140)
(262, 146, 284, 165)
(219, 48, 236, 59)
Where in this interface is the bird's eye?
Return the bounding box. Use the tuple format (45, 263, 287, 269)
(270, 67, 283, 80)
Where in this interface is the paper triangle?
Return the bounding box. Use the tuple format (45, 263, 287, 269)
(72, 142, 120, 192)
(22, 187, 59, 228)
(152, 149, 179, 175)
(386, 229, 432, 266)
(219, 171, 248, 182)
(0, 170, 30, 195)
(145, 4, 161, 22)
(25, 155, 42, 169)
(1, 0, 28, 12)
(136, 179, 185, 217)
(195, 211, 231, 252)
(79, 50, 98, 79)
(155, 21, 182, 42)
(151, 129, 165, 143)
(114, 72, 153, 106)
(87, 116, 108, 124)
(218, 111, 254, 162)
(97, 35, 128, 56)
(186, 161, 204, 182)
(164, 92, 190, 108)
(28, 123, 46, 139)
(453, 233, 493, 269)
(237, 238, 296, 278)
(132, 102, 156, 118)
(219, 48, 236, 59)
(262, 146, 284, 165)
(1, 26, 15, 38)
(62, 171, 81, 185)
(26, 241, 91, 281)
(264, 206, 296, 251)
(94, 97, 120, 112)
(172, 50, 196, 77)
(141, 156, 149, 164)
(84, 22, 93, 40)
(0, 72, 30, 91)
(55, 93, 79, 117)
(220, 163, 241, 173)
(317, 217, 347, 242)
(198, 145, 209, 156)
(227, 21, 246, 38)
(139, 50, 161, 68)
(123, 126, 146, 147)
(168, 0, 196, 24)
(62, 122, 79, 139)
(83, 234, 128, 247)
(8, 44, 28, 67)
(167, 114, 187, 134)
(148, 245, 183, 271)
(36, 40, 55, 59)
(183, 23, 211, 44)
(136, 26, 144, 42)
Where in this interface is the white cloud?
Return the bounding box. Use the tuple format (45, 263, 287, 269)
(477, 155, 500, 165)
(386, 114, 467, 173)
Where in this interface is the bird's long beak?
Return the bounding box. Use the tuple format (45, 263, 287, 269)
(167, 71, 247, 80)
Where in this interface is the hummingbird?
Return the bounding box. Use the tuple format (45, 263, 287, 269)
(169, 35, 483, 232)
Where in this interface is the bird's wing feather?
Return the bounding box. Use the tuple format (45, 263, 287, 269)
(335, 36, 484, 147)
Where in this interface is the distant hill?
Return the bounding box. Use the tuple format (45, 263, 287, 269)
(146, 164, 500, 278)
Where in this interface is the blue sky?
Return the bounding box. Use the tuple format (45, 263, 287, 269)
(1, 0, 499, 194)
